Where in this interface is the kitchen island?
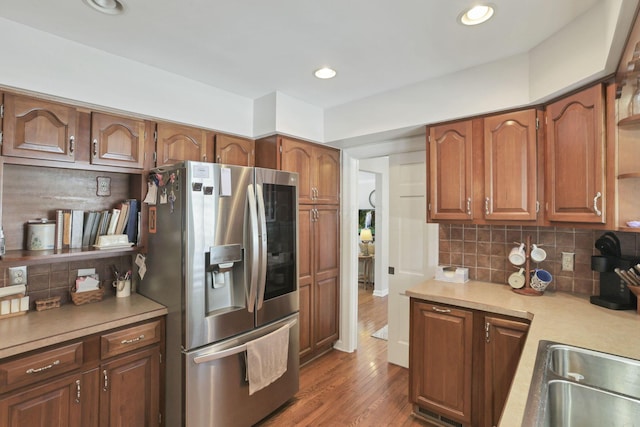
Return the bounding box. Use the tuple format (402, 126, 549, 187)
(406, 279, 640, 426)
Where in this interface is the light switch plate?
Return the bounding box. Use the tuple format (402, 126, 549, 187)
(8, 266, 27, 286)
(97, 176, 111, 196)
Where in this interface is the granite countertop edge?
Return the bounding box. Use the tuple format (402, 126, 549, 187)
(0, 293, 168, 360)
(406, 279, 640, 427)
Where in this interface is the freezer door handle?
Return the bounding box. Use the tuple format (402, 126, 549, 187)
(246, 184, 259, 313)
(192, 318, 298, 364)
(255, 183, 268, 310)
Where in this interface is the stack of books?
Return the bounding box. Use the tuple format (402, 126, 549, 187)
(54, 199, 139, 249)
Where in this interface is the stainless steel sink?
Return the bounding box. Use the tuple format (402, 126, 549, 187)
(523, 341, 640, 427)
(548, 344, 640, 398)
(546, 380, 640, 427)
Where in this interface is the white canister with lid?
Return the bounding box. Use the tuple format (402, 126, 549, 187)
(27, 219, 56, 250)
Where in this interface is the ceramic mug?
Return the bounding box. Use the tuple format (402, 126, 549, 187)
(508, 268, 526, 289)
(113, 280, 131, 298)
(530, 269, 552, 292)
(530, 244, 547, 263)
(508, 243, 526, 266)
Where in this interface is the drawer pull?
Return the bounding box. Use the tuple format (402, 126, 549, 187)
(26, 359, 60, 374)
(432, 307, 451, 314)
(121, 334, 145, 344)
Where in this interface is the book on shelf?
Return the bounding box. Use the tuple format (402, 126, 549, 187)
(55, 209, 64, 250)
(62, 210, 72, 249)
(125, 199, 139, 244)
(70, 210, 84, 249)
(82, 211, 99, 248)
(89, 211, 102, 247)
(115, 201, 129, 235)
(98, 211, 111, 237)
(106, 208, 121, 235)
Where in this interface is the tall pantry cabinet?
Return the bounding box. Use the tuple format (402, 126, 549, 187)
(256, 135, 341, 363)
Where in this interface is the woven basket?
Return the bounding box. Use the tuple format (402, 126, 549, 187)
(71, 287, 104, 306)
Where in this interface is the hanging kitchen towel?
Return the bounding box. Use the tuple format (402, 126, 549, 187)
(246, 323, 290, 395)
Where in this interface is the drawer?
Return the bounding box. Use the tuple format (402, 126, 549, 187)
(0, 342, 83, 393)
(101, 320, 161, 359)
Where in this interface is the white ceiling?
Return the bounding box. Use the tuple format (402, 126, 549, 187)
(0, 0, 602, 110)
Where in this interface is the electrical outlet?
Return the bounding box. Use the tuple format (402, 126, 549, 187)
(561, 252, 575, 271)
(8, 266, 27, 285)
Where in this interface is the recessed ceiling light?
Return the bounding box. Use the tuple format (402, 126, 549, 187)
(459, 4, 495, 26)
(82, 0, 124, 15)
(314, 67, 337, 79)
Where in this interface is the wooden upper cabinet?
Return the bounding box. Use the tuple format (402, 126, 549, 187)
(90, 112, 145, 169)
(280, 137, 340, 205)
(545, 84, 605, 223)
(483, 109, 538, 221)
(214, 133, 254, 166)
(428, 120, 474, 221)
(156, 122, 210, 167)
(2, 93, 78, 162)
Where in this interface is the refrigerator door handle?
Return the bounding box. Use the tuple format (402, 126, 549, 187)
(246, 184, 259, 313)
(255, 183, 268, 310)
(192, 318, 298, 364)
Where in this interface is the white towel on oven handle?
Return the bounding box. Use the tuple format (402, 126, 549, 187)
(246, 323, 290, 395)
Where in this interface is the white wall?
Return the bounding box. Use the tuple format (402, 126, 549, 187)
(0, 17, 254, 137)
(358, 171, 375, 210)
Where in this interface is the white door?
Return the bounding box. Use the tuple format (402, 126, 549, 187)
(387, 151, 438, 367)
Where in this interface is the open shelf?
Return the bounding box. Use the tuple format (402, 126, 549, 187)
(0, 246, 140, 267)
(618, 114, 640, 127)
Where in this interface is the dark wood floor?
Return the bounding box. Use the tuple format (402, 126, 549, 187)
(257, 287, 428, 426)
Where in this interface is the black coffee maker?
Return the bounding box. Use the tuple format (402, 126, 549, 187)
(591, 232, 638, 310)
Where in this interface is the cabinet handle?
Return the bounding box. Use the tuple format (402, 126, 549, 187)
(203, 155, 207, 162)
(75, 379, 81, 403)
(466, 197, 471, 216)
(103, 369, 108, 391)
(313, 187, 318, 200)
(593, 192, 602, 217)
(69, 136, 75, 154)
(485, 197, 490, 216)
(92, 138, 98, 157)
(431, 306, 451, 313)
(26, 359, 60, 374)
(485, 322, 490, 343)
(217, 155, 221, 163)
(121, 334, 145, 344)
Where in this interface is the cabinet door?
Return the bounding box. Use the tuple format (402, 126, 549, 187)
(214, 134, 254, 166)
(428, 121, 474, 220)
(156, 123, 209, 166)
(410, 300, 473, 424)
(298, 206, 314, 359)
(280, 138, 314, 204)
(546, 84, 605, 223)
(90, 113, 145, 169)
(100, 347, 160, 427)
(484, 316, 529, 427)
(313, 205, 340, 350)
(312, 146, 340, 204)
(483, 110, 538, 221)
(3, 94, 77, 162)
(0, 373, 83, 427)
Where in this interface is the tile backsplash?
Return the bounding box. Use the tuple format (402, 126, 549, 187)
(0, 255, 132, 309)
(438, 225, 640, 295)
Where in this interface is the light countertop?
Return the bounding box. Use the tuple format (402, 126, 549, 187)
(0, 293, 167, 359)
(405, 279, 640, 427)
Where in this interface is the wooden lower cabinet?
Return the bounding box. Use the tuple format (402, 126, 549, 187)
(0, 318, 163, 427)
(409, 299, 529, 427)
(100, 347, 160, 427)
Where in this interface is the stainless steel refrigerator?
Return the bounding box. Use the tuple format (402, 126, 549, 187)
(138, 161, 299, 427)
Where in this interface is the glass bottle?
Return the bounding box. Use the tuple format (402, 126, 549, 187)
(630, 76, 640, 117)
